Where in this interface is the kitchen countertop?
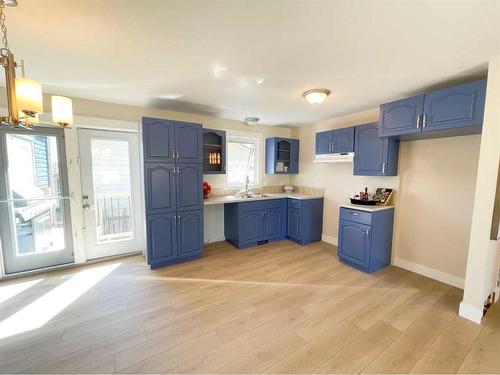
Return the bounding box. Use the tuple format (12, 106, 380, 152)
(339, 203, 394, 212)
(204, 192, 324, 206)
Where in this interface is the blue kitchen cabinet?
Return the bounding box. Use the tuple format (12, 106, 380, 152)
(146, 213, 178, 264)
(203, 128, 226, 174)
(315, 130, 334, 154)
(354, 123, 399, 176)
(142, 117, 203, 269)
(379, 79, 486, 138)
(265, 137, 300, 174)
(315, 127, 355, 155)
(177, 210, 204, 258)
(176, 164, 203, 211)
(287, 198, 324, 245)
(338, 207, 394, 273)
(333, 126, 355, 153)
(142, 117, 176, 163)
(422, 79, 486, 132)
(144, 163, 176, 214)
(379, 95, 424, 137)
(175, 121, 203, 163)
(224, 199, 287, 248)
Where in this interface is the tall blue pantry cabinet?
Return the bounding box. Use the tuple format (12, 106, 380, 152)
(141, 117, 204, 269)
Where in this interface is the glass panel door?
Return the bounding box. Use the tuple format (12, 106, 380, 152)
(0, 127, 74, 274)
(78, 129, 143, 260)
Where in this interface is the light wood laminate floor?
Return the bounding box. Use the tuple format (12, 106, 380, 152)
(0, 240, 498, 374)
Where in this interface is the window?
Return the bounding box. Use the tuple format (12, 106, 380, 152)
(226, 134, 260, 187)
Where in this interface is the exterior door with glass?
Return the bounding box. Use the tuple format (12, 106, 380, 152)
(78, 129, 143, 260)
(0, 127, 74, 274)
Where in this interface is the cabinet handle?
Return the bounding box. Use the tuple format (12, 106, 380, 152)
(176, 148, 180, 159)
(422, 114, 427, 128)
(416, 115, 421, 128)
(382, 162, 386, 174)
(173, 215, 177, 225)
(172, 149, 175, 159)
(364, 229, 370, 236)
(351, 212, 359, 216)
(177, 216, 181, 226)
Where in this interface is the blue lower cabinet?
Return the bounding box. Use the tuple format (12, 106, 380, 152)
(287, 198, 324, 245)
(338, 207, 394, 273)
(146, 213, 178, 266)
(177, 210, 204, 258)
(224, 199, 287, 248)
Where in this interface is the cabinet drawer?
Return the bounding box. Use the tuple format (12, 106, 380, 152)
(340, 207, 372, 225)
(287, 198, 302, 209)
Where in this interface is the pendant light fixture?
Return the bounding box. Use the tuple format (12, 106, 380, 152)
(303, 88, 331, 104)
(0, 0, 73, 128)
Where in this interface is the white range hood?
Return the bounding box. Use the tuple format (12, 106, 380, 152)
(313, 152, 354, 163)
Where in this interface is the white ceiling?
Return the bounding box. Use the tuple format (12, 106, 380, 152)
(5, 0, 500, 126)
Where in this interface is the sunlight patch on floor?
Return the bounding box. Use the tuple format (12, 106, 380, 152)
(0, 278, 43, 304)
(0, 263, 120, 340)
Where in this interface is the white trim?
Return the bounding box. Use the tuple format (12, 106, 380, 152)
(321, 234, 338, 246)
(393, 257, 465, 289)
(459, 302, 483, 324)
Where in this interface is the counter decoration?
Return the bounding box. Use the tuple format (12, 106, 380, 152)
(203, 181, 211, 199)
(283, 185, 294, 193)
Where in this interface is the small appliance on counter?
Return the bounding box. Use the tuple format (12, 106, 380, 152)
(350, 187, 393, 206)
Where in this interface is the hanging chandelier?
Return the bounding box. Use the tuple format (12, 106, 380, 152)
(0, 0, 73, 128)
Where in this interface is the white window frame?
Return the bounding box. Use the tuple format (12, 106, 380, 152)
(225, 131, 262, 188)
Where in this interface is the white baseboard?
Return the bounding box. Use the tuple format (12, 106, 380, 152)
(321, 234, 338, 246)
(393, 257, 465, 289)
(459, 302, 483, 324)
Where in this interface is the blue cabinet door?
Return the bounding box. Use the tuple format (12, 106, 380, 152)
(379, 95, 424, 137)
(422, 79, 486, 132)
(338, 220, 371, 269)
(263, 208, 283, 240)
(175, 121, 202, 163)
(241, 211, 263, 243)
(147, 213, 177, 263)
(142, 118, 175, 163)
(177, 210, 203, 258)
(144, 163, 176, 214)
(354, 123, 399, 176)
(287, 207, 301, 240)
(333, 127, 355, 153)
(176, 164, 203, 211)
(289, 139, 299, 173)
(315, 130, 334, 154)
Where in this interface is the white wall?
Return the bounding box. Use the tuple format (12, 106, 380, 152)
(460, 57, 500, 324)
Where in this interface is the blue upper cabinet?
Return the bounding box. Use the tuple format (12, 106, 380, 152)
(354, 123, 399, 176)
(176, 164, 203, 211)
(333, 126, 355, 153)
(175, 121, 202, 163)
(315, 127, 355, 155)
(265, 137, 299, 174)
(315, 130, 334, 154)
(379, 95, 424, 137)
(142, 117, 176, 163)
(379, 79, 486, 138)
(422, 79, 487, 132)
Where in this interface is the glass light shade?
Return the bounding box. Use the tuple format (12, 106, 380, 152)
(18, 111, 39, 126)
(51, 96, 73, 126)
(303, 89, 331, 104)
(15, 78, 43, 113)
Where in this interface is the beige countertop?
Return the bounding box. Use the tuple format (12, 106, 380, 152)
(204, 192, 324, 206)
(339, 203, 395, 212)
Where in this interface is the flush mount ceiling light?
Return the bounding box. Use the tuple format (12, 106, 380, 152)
(0, 0, 73, 128)
(244, 117, 260, 126)
(303, 88, 331, 104)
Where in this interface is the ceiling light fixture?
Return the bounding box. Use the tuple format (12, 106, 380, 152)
(244, 117, 260, 126)
(303, 88, 331, 104)
(0, 0, 73, 128)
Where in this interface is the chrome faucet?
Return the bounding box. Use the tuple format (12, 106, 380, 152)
(244, 175, 250, 195)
